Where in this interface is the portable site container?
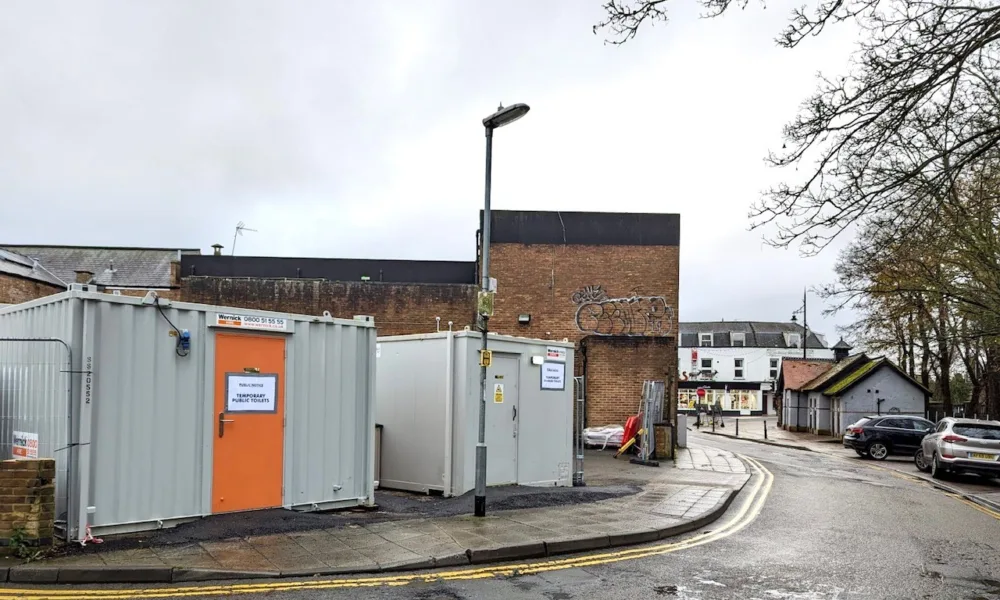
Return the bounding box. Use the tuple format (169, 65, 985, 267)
(0, 286, 376, 541)
(375, 330, 574, 496)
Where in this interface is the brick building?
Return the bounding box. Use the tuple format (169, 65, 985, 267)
(181, 257, 479, 336)
(0, 248, 65, 306)
(482, 211, 680, 429)
(1, 245, 197, 301)
(181, 210, 681, 429)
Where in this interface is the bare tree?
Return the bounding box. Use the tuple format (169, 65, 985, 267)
(596, 0, 1000, 254)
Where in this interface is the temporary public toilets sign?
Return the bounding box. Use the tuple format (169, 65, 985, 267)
(541, 362, 566, 391)
(215, 312, 288, 332)
(12, 431, 38, 459)
(225, 373, 278, 412)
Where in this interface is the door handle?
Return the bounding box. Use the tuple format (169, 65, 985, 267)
(512, 406, 517, 421)
(218, 412, 235, 438)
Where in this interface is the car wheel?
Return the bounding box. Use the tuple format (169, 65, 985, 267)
(914, 448, 930, 472)
(866, 441, 889, 461)
(931, 453, 948, 480)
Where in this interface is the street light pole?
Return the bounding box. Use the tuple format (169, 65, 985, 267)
(802, 288, 807, 360)
(475, 102, 530, 518)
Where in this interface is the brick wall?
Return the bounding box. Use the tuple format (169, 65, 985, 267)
(583, 337, 678, 428)
(182, 277, 478, 336)
(0, 274, 63, 306)
(486, 243, 679, 427)
(0, 459, 55, 551)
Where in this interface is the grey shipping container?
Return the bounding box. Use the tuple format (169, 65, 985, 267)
(376, 330, 574, 496)
(0, 286, 376, 541)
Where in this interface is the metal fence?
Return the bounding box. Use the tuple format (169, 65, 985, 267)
(928, 406, 992, 422)
(0, 338, 72, 535)
(572, 375, 585, 486)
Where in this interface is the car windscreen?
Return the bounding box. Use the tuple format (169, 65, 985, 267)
(953, 424, 1000, 440)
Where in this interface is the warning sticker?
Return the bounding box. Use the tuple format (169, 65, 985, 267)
(226, 373, 278, 412)
(493, 383, 504, 404)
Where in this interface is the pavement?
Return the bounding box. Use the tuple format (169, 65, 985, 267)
(701, 415, 1000, 512)
(7, 445, 750, 585)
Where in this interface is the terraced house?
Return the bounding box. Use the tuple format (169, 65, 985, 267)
(677, 321, 834, 416)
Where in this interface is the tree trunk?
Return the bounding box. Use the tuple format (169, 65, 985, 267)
(908, 312, 917, 378)
(937, 300, 953, 417)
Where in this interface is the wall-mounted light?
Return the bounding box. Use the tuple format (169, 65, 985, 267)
(518, 314, 531, 324)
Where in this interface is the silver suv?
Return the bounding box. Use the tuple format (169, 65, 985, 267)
(917, 417, 1000, 480)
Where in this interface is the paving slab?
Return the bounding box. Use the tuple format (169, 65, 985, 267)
(32, 445, 751, 584)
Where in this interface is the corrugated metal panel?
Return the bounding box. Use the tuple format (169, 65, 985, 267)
(284, 320, 377, 508)
(86, 299, 210, 531)
(0, 296, 78, 521)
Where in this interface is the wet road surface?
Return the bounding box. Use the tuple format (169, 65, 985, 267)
(10, 431, 1000, 599)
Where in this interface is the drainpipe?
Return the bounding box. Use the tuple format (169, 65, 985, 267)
(442, 322, 455, 497)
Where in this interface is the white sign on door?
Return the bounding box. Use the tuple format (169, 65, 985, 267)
(541, 361, 566, 391)
(545, 346, 567, 362)
(226, 373, 278, 412)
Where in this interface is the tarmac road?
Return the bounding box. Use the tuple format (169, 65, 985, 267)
(6, 431, 1000, 600)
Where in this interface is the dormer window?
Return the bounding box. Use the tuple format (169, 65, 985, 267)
(731, 332, 746, 347)
(786, 333, 801, 348)
(699, 333, 713, 347)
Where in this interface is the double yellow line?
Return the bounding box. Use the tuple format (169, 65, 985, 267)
(0, 457, 773, 600)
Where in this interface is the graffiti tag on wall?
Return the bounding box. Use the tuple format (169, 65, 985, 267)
(572, 285, 674, 336)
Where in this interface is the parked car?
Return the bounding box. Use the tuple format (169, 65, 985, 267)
(843, 415, 937, 460)
(915, 418, 1000, 480)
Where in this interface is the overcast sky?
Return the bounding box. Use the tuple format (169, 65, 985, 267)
(0, 0, 863, 341)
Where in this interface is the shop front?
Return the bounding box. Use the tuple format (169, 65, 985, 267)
(677, 381, 765, 416)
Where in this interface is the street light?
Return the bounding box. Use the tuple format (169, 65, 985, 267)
(475, 102, 530, 518)
(790, 289, 808, 432)
(790, 288, 808, 360)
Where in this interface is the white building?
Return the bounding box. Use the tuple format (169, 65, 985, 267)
(677, 321, 835, 415)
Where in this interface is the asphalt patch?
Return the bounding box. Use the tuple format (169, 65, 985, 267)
(52, 483, 640, 558)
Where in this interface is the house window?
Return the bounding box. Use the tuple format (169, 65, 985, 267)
(734, 358, 745, 379)
(700, 358, 712, 370)
(699, 333, 713, 347)
(786, 333, 801, 348)
(770, 358, 779, 379)
(731, 332, 746, 347)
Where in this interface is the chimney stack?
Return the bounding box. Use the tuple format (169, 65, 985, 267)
(212, 244, 224, 256)
(74, 269, 94, 284)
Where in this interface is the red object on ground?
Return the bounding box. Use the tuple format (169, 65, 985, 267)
(622, 414, 642, 445)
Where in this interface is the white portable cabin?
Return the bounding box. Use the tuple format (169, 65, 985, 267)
(0, 287, 376, 541)
(376, 330, 574, 496)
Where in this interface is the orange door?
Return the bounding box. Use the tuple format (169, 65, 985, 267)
(212, 333, 285, 513)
